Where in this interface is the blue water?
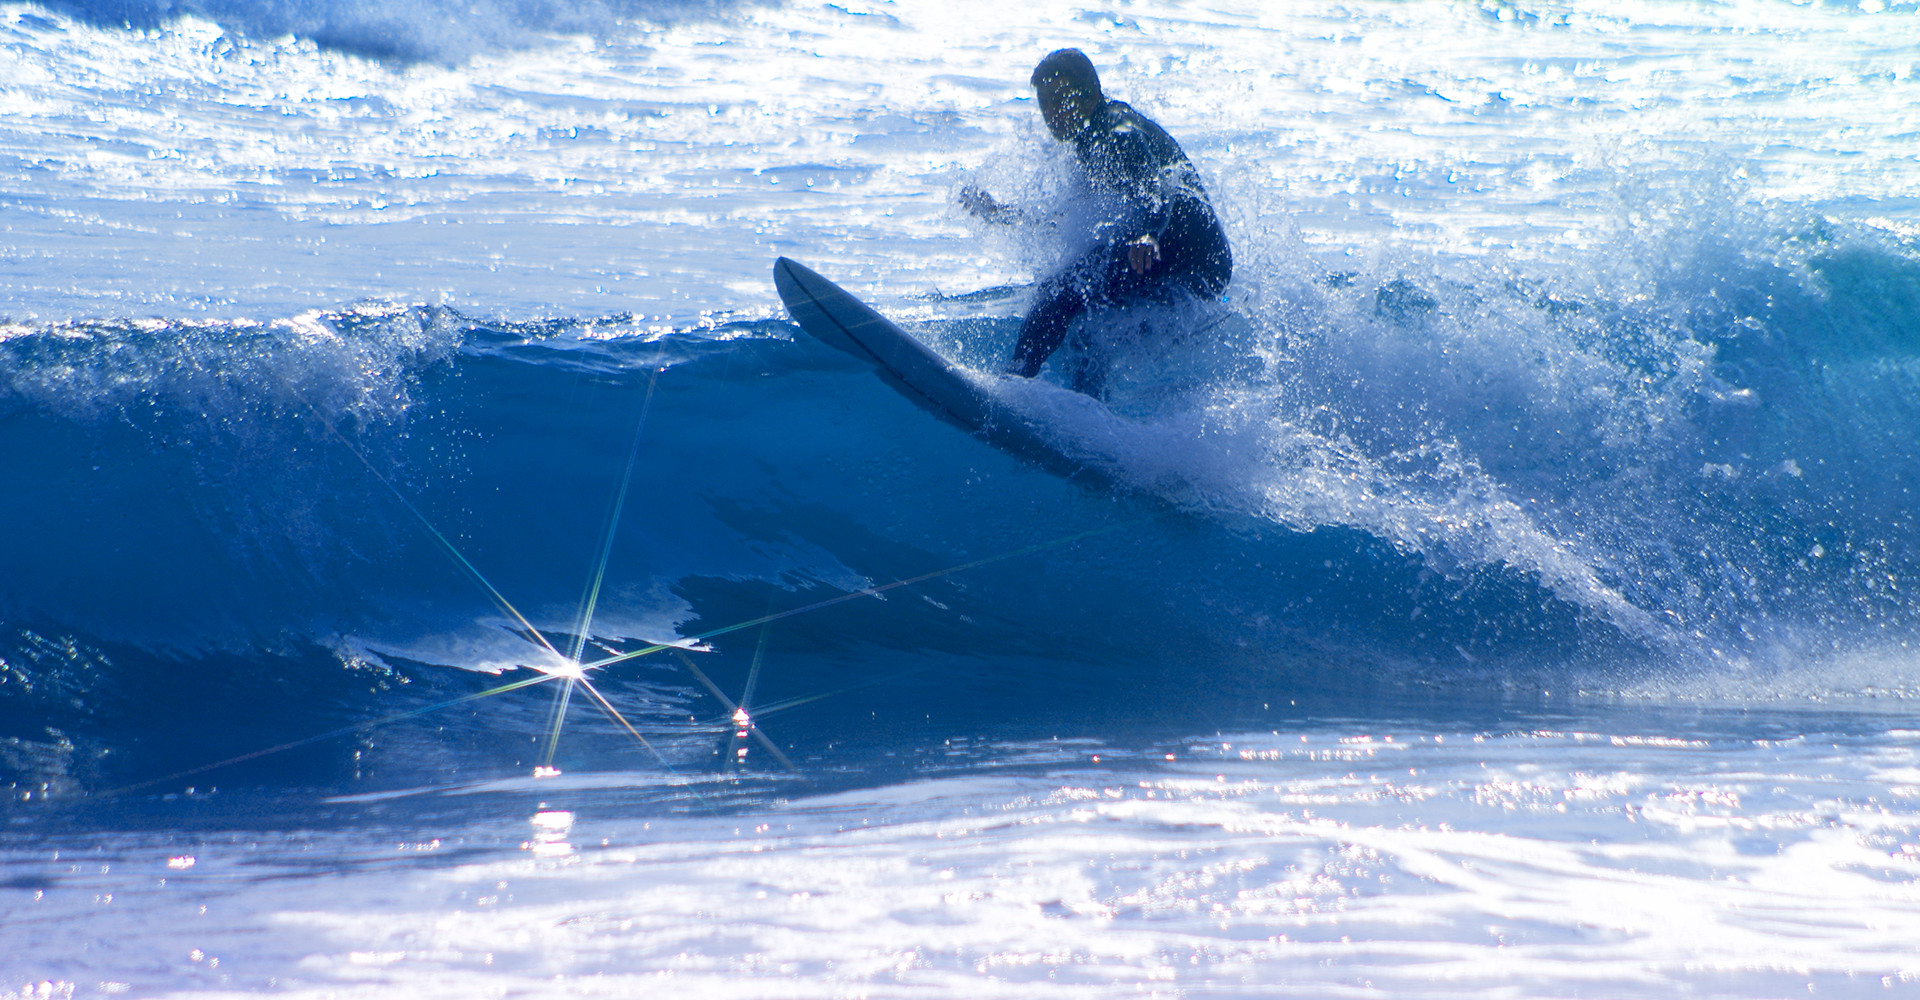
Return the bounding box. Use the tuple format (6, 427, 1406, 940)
(5, 1, 1920, 995)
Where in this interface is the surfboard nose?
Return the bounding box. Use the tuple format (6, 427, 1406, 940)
(773, 255, 816, 287)
(772, 256, 807, 299)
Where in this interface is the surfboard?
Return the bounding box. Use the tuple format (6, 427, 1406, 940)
(772, 257, 1098, 483)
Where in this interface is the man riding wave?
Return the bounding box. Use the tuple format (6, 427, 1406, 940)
(962, 48, 1233, 387)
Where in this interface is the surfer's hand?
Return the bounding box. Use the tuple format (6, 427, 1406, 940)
(1128, 236, 1161, 274)
(958, 185, 1003, 219)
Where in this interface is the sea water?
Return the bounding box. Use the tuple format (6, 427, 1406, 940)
(3, 0, 1919, 996)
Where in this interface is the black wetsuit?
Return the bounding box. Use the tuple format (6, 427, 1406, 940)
(1006, 99, 1232, 379)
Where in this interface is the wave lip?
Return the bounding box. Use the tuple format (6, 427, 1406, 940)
(25, 0, 754, 62)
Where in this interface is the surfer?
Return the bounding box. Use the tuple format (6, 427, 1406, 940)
(961, 48, 1233, 384)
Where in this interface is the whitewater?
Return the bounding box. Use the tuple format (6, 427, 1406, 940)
(4, 0, 1920, 996)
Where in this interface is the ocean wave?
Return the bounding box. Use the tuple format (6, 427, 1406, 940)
(4, 225, 1920, 792)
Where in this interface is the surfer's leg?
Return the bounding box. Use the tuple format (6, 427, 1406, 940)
(1156, 200, 1233, 299)
(1190, 233, 1232, 298)
(1007, 269, 1089, 377)
(1064, 348, 1107, 398)
(1061, 319, 1109, 398)
(1006, 250, 1145, 390)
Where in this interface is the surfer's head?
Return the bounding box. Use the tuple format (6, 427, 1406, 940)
(1031, 48, 1103, 140)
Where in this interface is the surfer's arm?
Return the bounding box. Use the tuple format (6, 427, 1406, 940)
(1108, 167, 1179, 274)
(1091, 108, 1221, 262)
(1115, 163, 1219, 277)
(958, 184, 1042, 225)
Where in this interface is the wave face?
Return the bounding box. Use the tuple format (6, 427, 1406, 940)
(5, 0, 1920, 794)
